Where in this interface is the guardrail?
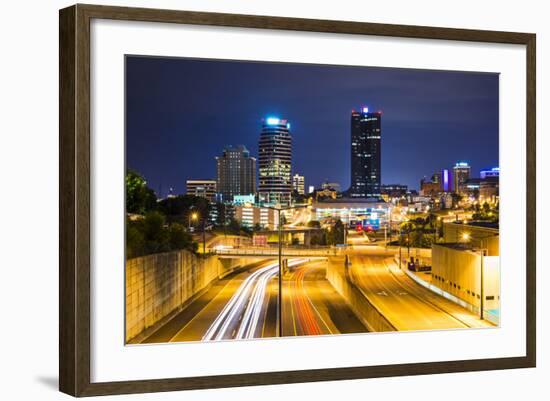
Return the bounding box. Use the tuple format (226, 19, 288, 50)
(210, 246, 342, 257)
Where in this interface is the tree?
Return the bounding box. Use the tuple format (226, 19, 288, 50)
(310, 232, 326, 246)
(157, 194, 210, 225)
(126, 218, 145, 259)
(168, 223, 194, 251)
(142, 211, 170, 254)
(126, 170, 157, 214)
(126, 212, 198, 258)
(227, 218, 242, 235)
(327, 219, 345, 245)
(399, 218, 433, 249)
(307, 220, 321, 229)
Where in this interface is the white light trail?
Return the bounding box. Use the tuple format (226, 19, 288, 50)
(202, 259, 309, 341)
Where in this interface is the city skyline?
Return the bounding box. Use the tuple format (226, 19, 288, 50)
(126, 56, 499, 196)
(125, 55, 501, 346)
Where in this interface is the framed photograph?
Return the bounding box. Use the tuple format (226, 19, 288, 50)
(59, 4, 536, 397)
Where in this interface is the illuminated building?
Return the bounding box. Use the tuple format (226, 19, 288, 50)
(381, 184, 408, 198)
(432, 171, 442, 187)
(258, 117, 292, 206)
(442, 169, 451, 192)
(321, 181, 341, 192)
(313, 200, 390, 228)
(292, 173, 305, 195)
(480, 167, 500, 179)
(453, 161, 471, 194)
(420, 179, 441, 197)
(479, 177, 499, 203)
(315, 187, 337, 200)
(186, 179, 217, 202)
(234, 204, 278, 229)
(232, 194, 256, 205)
(350, 107, 382, 199)
(216, 145, 256, 202)
(431, 222, 500, 322)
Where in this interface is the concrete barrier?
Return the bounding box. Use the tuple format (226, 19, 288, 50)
(125, 250, 260, 342)
(326, 257, 396, 332)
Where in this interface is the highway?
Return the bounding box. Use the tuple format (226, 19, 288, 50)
(282, 260, 365, 336)
(141, 258, 366, 343)
(349, 253, 493, 330)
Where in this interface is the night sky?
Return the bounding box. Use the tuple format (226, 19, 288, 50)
(126, 56, 499, 197)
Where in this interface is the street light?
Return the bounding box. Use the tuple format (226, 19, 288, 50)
(265, 203, 309, 337)
(188, 210, 198, 230)
(189, 209, 206, 254)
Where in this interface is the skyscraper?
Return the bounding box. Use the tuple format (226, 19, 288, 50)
(292, 173, 305, 195)
(350, 107, 382, 199)
(216, 145, 256, 202)
(453, 161, 471, 194)
(258, 117, 292, 206)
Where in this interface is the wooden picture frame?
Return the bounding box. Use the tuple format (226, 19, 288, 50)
(59, 3, 536, 397)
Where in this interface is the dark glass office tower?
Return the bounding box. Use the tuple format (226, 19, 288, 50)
(350, 107, 382, 198)
(216, 145, 256, 202)
(258, 117, 292, 206)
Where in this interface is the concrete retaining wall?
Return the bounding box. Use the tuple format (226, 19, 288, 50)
(125, 251, 258, 342)
(326, 257, 396, 332)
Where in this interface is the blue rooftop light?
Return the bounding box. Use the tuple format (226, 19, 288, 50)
(266, 117, 280, 125)
(362, 107, 369, 113)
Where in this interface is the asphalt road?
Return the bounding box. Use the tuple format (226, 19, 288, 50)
(141, 258, 365, 343)
(349, 253, 493, 331)
(282, 260, 366, 336)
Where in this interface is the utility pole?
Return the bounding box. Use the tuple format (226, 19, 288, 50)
(277, 209, 283, 337)
(202, 218, 206, 254)
(267, 203, 309, 338)
(480, 247, 485, 320)
(399, 227, 403, 270)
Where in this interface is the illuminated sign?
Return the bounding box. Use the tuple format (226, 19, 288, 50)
(233, 194, 256, 205)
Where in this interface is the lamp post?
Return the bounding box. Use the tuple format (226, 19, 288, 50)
(188, 210, 198, 231)
(266, 203, 309, 337)
(189, 209, 206, 254)
(202, 217, 206, 255)
(399, 229, 402, 269)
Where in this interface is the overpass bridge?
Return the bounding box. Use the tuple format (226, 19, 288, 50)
(210, 246, 343, 258)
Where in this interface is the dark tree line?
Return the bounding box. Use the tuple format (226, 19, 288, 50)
(126, 170, 203, 259)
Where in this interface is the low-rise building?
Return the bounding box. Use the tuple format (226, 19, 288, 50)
(186, 179, 217, 202)
(431, 222, 500, 320)
(313, 199, 390, 227)
(234, 205, 278, 230)
(431, 243, 499, 318)
(479, 177, 499, 204)
(420, 179, 441, 197)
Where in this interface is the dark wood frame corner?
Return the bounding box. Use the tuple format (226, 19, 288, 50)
(59, 3, 536, 397)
